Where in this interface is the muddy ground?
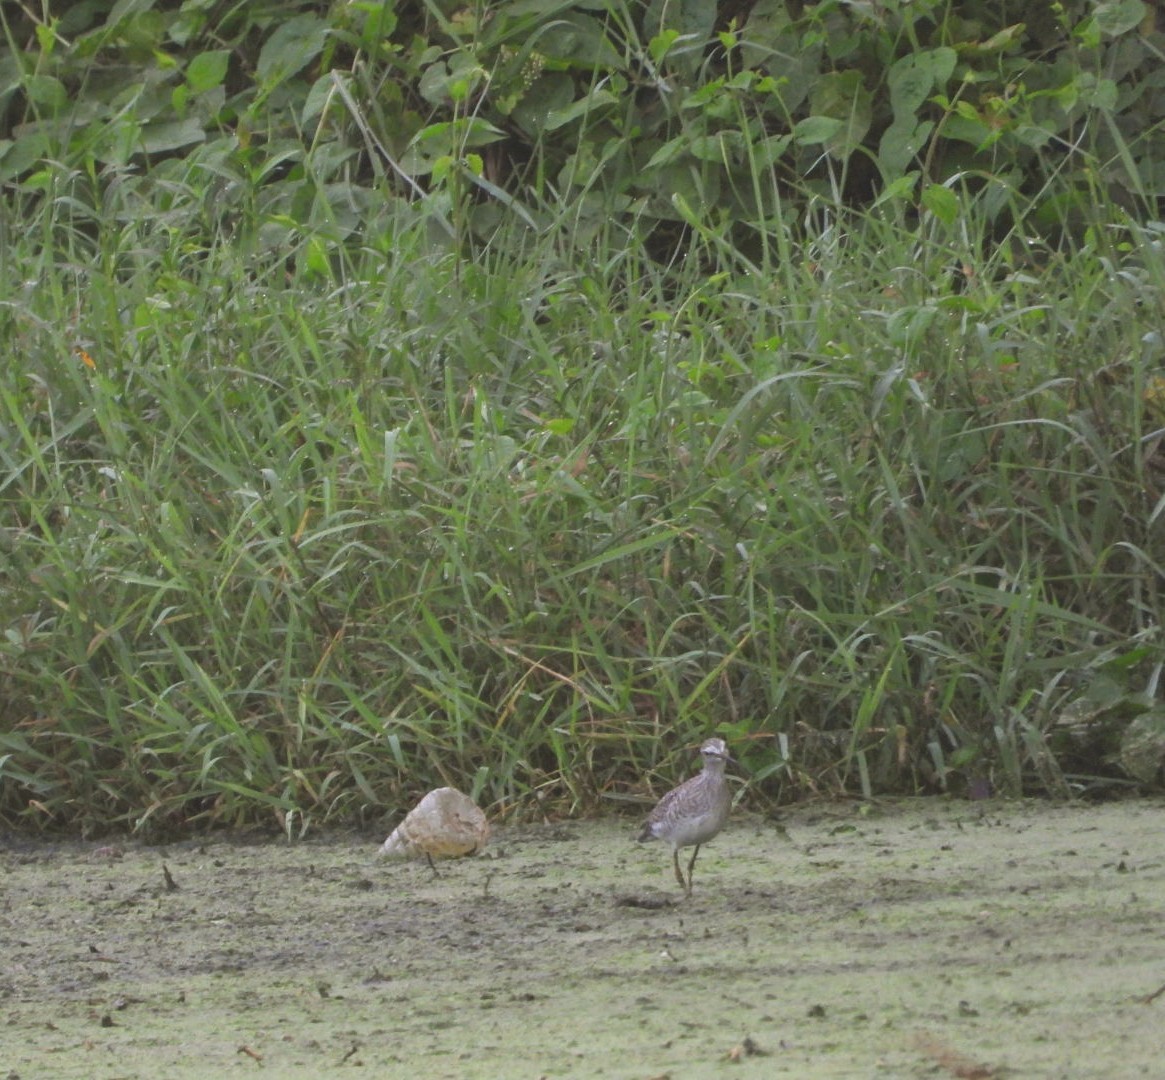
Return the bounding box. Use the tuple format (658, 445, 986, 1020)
(2, 798, 1163, 1079)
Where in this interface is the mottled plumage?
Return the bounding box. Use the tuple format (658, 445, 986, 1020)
(379, 787, 489, 874)
(638, 738, 733, 894)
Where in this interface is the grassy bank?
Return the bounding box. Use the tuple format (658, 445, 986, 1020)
(1, 165, 1163, 834)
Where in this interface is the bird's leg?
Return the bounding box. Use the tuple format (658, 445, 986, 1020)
(426, 852, 441, 878)
(685, 845, 701, 895)
(672, 849, 687, 891)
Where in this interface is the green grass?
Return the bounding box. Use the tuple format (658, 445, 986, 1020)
(1, 156, 1163, 836)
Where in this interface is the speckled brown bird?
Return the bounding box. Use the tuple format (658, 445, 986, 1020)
(638, 738, 733, 895)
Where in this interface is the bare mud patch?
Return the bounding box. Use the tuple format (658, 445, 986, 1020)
(3, 798, 1163, 1078)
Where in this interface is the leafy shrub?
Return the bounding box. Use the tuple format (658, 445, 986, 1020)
(1, 2, 1163, 834)
(2, 1, 1163, 245)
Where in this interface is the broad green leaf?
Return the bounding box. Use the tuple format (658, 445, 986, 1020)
(304, 236, 331, 277)
(888, 48, 956, 117)
(107, 0, 155, 23)
(644, 0, 720, 73)
(1093, 0, 1147, 37)
(0, 132, 50, 183)
(349, 0, 398, 47)
(878, 118, 933, 177)
(644, 0, 719, 38)
(402, 118, 505, 174)
(302, 72, 339, 125)
(410, 118, 505, 150)
(645, 136, 687, 171)
(794, 114, 844, 146)
(1016, 123, 1054, 149)
(920, 184, 959, 225)
(34, 22, 58, 56)
(140, 118, 207, 154)
(543, 88, 618, 131)
(419, 60, 452, 106)
(970, 23, 1026, 54)
(872, 172, 920, 207)
(93, 117, 142, 165)
(941, 113, 990, 147)
(753, 132, 792, 167)
(23, 74, 67, 114)
(0, 52, 20, 96)
(689, 130, 744, 163)
(1074, 16, 1101, 48)
(18, 168, 53, 190)
(256, 14, 327, 85)
(649, 28, 681, 65)
(809, 70, 872, 158)
(187, 50, 229, 93)
(536, 14, 622, 67)
(1086, 77, 1119, 111)
(118, 11, 165, 51)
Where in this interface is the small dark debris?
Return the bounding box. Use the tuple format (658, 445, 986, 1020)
(99, 1014, 115, 1028)
(807, 1003, 826, 1019)
(614, 893, 676, 910)
(958, 1000, 980, 1017)
(727, 1035, 769, 1061)
(1142, 982, 1165, 1005)
(162, 864, 179, 892)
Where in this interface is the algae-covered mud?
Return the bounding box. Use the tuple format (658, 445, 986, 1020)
(3, 799, 1163, 1079)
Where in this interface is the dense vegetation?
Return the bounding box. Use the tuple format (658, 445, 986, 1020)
(1, 1, 1163, 836)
